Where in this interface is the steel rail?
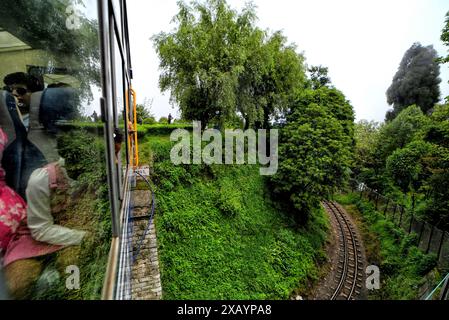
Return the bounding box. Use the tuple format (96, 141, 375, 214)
(324, 201, 362, 300)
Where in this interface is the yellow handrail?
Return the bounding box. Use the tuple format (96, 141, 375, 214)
(125, 87, 139, 167)
(131, 88, 139, 167)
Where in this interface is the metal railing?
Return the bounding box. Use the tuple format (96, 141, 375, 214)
(348, 179, 449, 268)
(425, 272, 449, 300)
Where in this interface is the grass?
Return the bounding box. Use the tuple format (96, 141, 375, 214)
(139, 134, 329, 300)
(335, 192, 441, 300)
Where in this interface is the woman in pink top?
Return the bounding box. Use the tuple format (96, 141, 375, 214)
(0, 128, 27, 254)
(0, 128, 63, 298)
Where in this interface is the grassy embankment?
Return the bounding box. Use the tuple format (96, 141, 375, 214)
(139, 132, 330, 299)
(335, 192, 442, 300)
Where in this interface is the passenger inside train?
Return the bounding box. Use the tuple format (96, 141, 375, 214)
(0, 0, 113, 299)
(0, 79, 92, 298)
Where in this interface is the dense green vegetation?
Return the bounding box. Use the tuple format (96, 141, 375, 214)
(146, 1, 449, 301)
(353, 103, 449, 230)
(140, 134, 329, 299)
(136, 123, 193, 138)
(153, 0, 307, 129)
(352, 12, 449, 233)
(153, 0, 355, 224)
(335, 193, 440, 300)
(271, 86, 354, 222)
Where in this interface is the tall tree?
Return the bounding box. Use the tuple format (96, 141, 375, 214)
(271, 87, 354, 222)
(153, 0, 256, 129)
(386, 140, 432, 195)
(386, 43, 441, 121)
(378, 105, 429, 160)
(421, 104, 449, 227)
(153, 0, 306, 129)
(257, 32, 306, 129)
(352, 120, 380, 183)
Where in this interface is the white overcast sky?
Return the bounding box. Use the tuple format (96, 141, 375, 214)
(127, 0, 449, 123)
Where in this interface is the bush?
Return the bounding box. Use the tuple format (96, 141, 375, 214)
(216, 179, 243, 217)
(137, 124, 193, 138)
(142, 117, 157, 125)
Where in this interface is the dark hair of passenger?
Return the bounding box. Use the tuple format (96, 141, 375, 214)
(39, 87, 79, 133)
(47, 82, 71, 88)
(114, 128, 124, 144)
(3, 72, 44, 92)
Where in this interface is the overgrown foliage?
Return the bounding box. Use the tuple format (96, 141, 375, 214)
(353, 103, 449, 229)
(140, 134, 329, 299)
(352, 120, 380, 184)
(271, 87, 354, 222)
(336, 193, 439, 300)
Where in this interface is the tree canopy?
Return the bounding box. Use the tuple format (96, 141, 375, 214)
(308, 65, 332, 90)
(153, 0, 306, 129)
(271, 87, 354, 221)
(386, 43, 441, 121)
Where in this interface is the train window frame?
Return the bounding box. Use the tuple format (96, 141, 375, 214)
(98, 0, 136, 300)
(110, 18, 125, 200)
(1, 0, 120, 300)
(0, 0, 135, 300)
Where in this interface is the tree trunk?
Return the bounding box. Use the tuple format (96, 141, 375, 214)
(263, 108, 270, 129)
(244, 115, 250, 130)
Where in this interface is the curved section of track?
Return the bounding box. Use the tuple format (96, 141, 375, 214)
(322, 201, 364, 300)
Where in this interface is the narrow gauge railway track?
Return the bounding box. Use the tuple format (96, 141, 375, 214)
(322, 201, 364, 300)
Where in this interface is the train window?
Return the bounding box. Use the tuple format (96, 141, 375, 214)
(0, 0, 112, 299)
(111, 0, 123, 41)
(113, 31, 126, 197)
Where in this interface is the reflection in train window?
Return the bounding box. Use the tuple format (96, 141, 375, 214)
(113, 30, 126, 197)
(0, 0, 111, 299)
